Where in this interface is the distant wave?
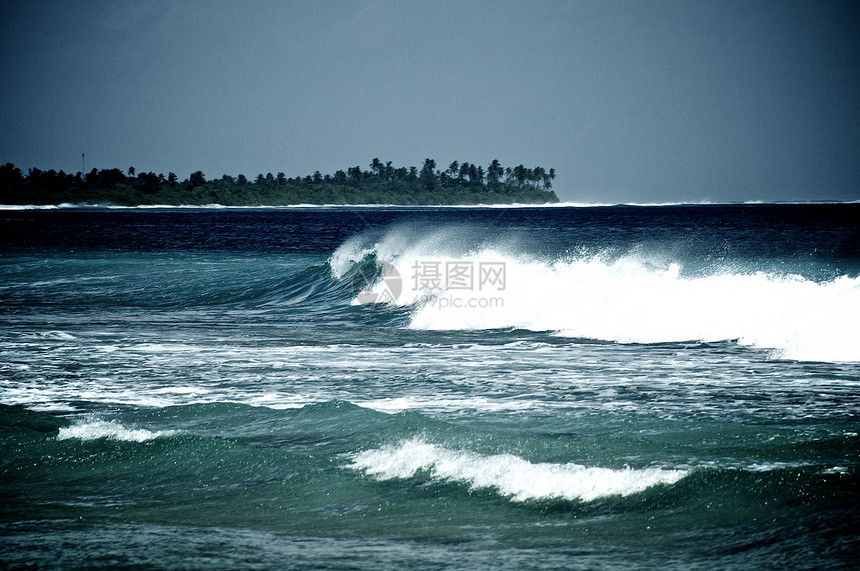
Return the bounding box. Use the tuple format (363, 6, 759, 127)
(0, 203, 247, 210)
(347, 437, 688, 502)
(0, 203, 64, 210)
(332, 225, 860, 363)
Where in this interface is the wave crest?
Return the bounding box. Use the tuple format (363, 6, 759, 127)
(347, 437, 688, 502)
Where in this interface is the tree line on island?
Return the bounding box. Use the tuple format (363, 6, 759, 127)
(0, 158, 558, 206)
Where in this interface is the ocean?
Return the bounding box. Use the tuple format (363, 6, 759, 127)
(1, 204, 858, 569)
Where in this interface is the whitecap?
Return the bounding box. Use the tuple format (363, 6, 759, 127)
(347, 437, 688, 502)
(56, 419, 176, 442)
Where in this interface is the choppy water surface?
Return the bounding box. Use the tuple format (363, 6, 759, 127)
(1, 205, 859, 569)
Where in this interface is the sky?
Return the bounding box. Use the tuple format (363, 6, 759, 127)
(1, 0, 858, 203)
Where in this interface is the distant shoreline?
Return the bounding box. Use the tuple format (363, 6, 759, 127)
(0, 158, 559, 207)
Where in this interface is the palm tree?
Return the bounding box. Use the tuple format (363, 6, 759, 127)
(446, 161, 460, 186)
(487, 159, 502, 184)
(370, 158, 382, 177)
(533, 166, 546, 190)
(419, 158, 437, 190)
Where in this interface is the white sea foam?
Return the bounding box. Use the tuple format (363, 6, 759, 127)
(56, 419, 176, 442)
(348, 437, 688, 502)
(336, 230, 860, 363)
(0, 204, 60, 210)
(19, 330, 79, 341)
(152, 386, 210, 396)
(745, 461, 811, 472)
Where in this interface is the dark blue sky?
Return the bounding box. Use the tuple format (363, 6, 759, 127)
(1, 0, 858, 203)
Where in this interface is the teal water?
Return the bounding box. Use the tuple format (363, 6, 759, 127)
(1, 205, 859, 569)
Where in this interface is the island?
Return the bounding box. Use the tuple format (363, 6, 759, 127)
(0, 159, 558, 206)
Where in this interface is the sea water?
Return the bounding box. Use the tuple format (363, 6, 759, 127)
(1, 204, 858, 569)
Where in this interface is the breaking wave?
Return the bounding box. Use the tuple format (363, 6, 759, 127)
(331, 224, 860, 363)
(347, 437, 688, 502)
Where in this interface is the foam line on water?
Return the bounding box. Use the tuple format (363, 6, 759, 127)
(347, 437, 688, 502)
